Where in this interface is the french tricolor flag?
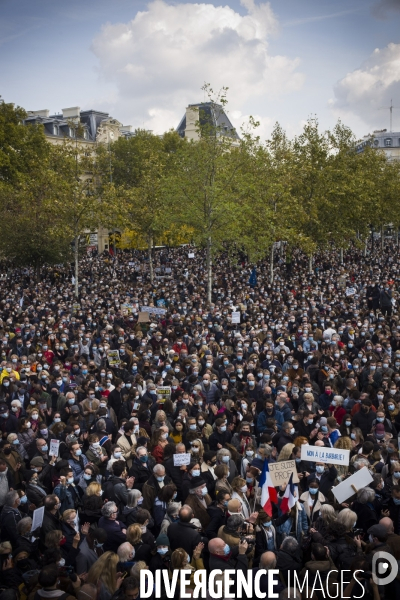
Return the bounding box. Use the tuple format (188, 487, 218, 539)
(260, 459, 278, 516)
(280, 473, 296, 514)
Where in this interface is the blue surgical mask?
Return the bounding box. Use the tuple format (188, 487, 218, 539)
(316, 466, 324, 473)
(394, 498, 400, 505)
(75, 449, 82, 456)
(321, 426, 328, 433)
(264, 521, 272, 527)
(191, 470, 200, 477)
(376, 417, 384, 423)
(223, 544, 230, 555)
(309, 488, 318, 495)
(20, 495, 28, 503)
(157, 547, 168, 555)
(83, 474, 92, 480)
(42, 445, 48, 452)
(139, 455, 148, 463)
(220, 426, 227, 432)
(295, 457, 302, 463)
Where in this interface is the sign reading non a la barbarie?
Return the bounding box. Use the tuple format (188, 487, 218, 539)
(301, 444, 350, 466)
(269, 460, 299, 486)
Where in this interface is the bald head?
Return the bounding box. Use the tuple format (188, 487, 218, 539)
(208, 538, 226, 555)
(380, 517, 394, 534)
(260, 551, 277, 569)
(227, 499, 241, 514)
(314, 440, 325, 447)
(179, 505, 194, 523)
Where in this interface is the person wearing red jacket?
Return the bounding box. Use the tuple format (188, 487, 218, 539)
(329, 395, 347, 425)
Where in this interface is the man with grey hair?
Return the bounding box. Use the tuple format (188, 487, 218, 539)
(0, 490, 22, 547)
(117, 541, 135, 565)
(98, 501, 127, 553)
(276, 537, 302, 586)
(141, 464, 171, 512)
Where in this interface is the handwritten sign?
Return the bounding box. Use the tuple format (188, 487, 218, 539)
(138, 312, 150, 323)
(269, 460, 299, 486)
(173, 453, 191, 467)
(332, 467, 373, 504)
(231, 311, 241, 324)
(49, 439, 60, 458)
(301, 444, 350, 466)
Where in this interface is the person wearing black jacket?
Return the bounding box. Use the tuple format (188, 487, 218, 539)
(208, 536, 248, 572)
(128, 448, 152, 491)
(307, 463, 337, 498)
(164, 443, 186, 501)
(208, 418, 232, 451)
(0, 491, 22, 548)
(205, 490, 230, 539)
(167, 505, 202, 555)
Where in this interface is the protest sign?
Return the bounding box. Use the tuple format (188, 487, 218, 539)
(301, 444, 350, 466)
(49, 439, 60, 457)
(32, 506, 45, 530)
(121, 303, 134, 315)
(332, 467, 373, 504)
(107, 349, 120, 366)
(231, 311, 241, 324)
(141, 306, 167, 315)
(157, 386, 172, 402)
(173, 453, 191, 467)
(269, 460, 299, 486)
(138, 312, 150, 323)
(188, 253, 195, 258)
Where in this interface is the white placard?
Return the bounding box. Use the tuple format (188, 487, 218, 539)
(301, 444, 350, 466)
(49, 439, 60, 457)
(173, 453, 191, 467)
(188, 253, 195, 258)
(332, 467, 373, 504)
(269, 460, 299, 486)
(231, 311, 241, 324)
(140, 306, 167, 315)
(32, 506, 45, 530)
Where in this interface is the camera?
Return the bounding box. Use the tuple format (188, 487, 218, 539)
(353, 528, 364, 537)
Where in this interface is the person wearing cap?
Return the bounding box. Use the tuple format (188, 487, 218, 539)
(184, 476, 211, 529)
(148, 532, 171, 574)
(24, 468, 48, 507)
(0, 438, 24, 487)
(366, 523, 391, 555)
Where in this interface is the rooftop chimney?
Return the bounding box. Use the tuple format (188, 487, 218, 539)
(31, 109, 50, 118)
(62, 107, 81, 123)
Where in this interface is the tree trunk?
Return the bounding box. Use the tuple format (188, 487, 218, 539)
(148, 235, 154, 284)
(270, 244, 274, 283)
(381, 225, 384, 250)
(207, 236, 212, 304)
(364, 239, 367, 257)
(74, 235, 79, 298)
(340, 247, 344, 264)
(35, 263, 41, 283)
(397, 227, 399, 246)
(309, 253, 313, 274)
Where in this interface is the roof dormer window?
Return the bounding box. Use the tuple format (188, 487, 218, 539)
(385, 138, 392, 147)
(53, 125, 59, 136)
(70, 128, 75, 138)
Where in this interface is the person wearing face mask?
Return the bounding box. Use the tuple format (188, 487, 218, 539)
(199, 374, 221, 404)
(385, 486, 400, 535)
(0, 438, 24, 487)
(231, 422, 257, 455)
(208, 535, 249, 573)
(54, 466, 83, 513)
(23, 468, 48, 507)
(0, 490, 23, 548)
(68, 442, 89, 484)
(352, 399, 376, 438)
(0, 403, 18, 438)
(208, 417, 232, 451)
(141, 464, 172, 513)
(80, 386, 101, 428)
(299, 481, 326, 524)
(306, 462, 337, 498)
(75, 526, 107, 574)
(184, 477, 211, 529)
(257, 399, 284, 435)
(274, 421, 295, 453)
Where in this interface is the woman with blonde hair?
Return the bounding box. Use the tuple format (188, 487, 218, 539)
(87, 551, 122, 600)
(214, 464, 233, 497)
(189, 439, 204, 462)
(126, 523, 153, 564)
(231, 476, 251, 519)
(334, 437, 352, 480)
(80, 481, 104, 524)
(169, 543, 204, 589)
(277, 443, 295, 461)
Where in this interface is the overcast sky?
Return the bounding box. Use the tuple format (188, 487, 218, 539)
(1, 0, 400, 140)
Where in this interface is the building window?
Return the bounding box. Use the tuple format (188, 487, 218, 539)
(84, 130, 88, 139)
(374, 139, 379, 146)
(53, 125, 58, 136)
(70, 128, 75, 138)
(385, 138, 392, 147)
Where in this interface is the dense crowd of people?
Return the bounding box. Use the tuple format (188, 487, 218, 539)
(0, 241, 400, 600)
